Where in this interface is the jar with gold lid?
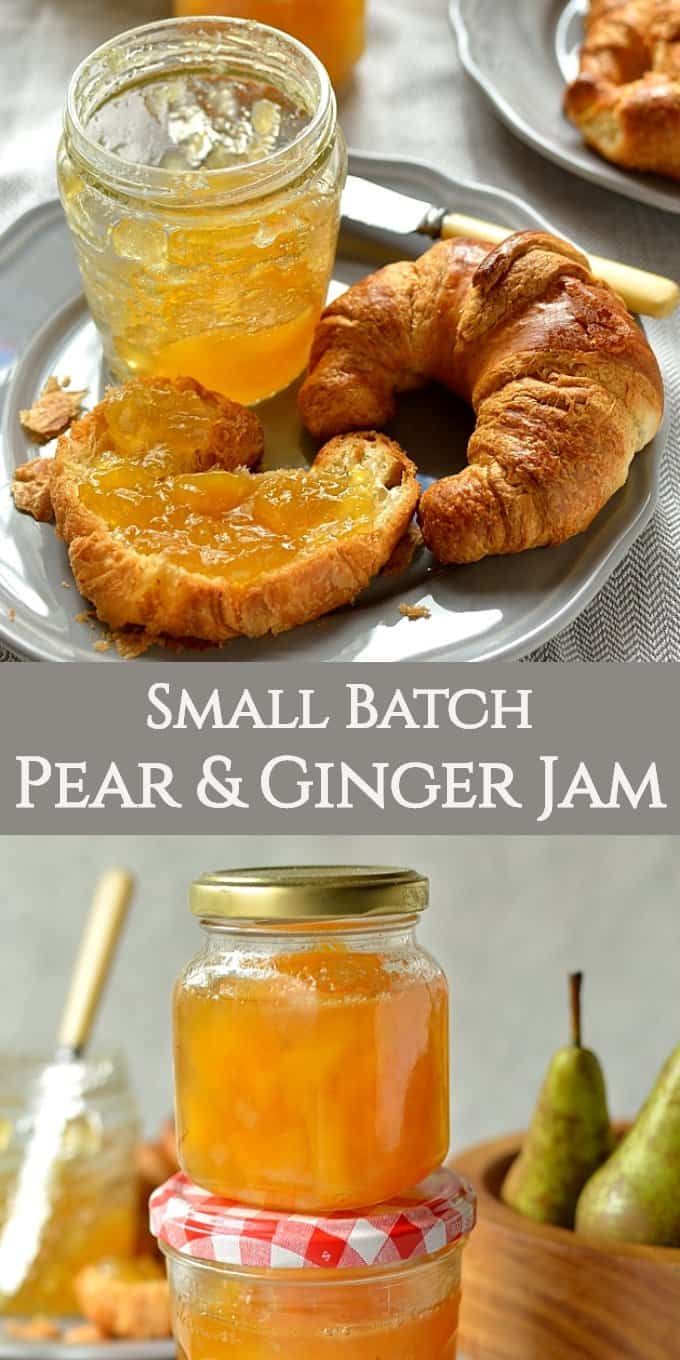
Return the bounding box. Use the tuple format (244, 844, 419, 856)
(57, 17, 346, 405)
(172, 2, 366, 90)
(173, 866, 450, 1213)
(0, 1052, 139, 1316)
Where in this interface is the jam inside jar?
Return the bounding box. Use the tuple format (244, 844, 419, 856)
(173, 867, 450, 1212)
(0, 1053, 139, 1315)
(151, 1167, 474, 1360)
(172, 1, 366, 90)
(57, 18, 346, 404)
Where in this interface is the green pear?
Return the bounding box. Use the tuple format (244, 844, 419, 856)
(575, 1043, 680, 1246)
(501, 973, 613, 1228)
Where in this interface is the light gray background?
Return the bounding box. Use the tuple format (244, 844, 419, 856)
(2, 836, 678, 1153)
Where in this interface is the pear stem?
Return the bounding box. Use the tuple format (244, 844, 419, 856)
(569, 972, 583, 1047)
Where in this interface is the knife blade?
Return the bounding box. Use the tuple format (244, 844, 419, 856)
(341, 174, 679, 319)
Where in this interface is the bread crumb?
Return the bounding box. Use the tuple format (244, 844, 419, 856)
(61, 1323, 107, 1345)
(7, 609, 15, 622)
(399, 602, 431, 620)
(75, 610, 97, 625)
(3, 1316, 61, 1341)
(19, 376, 87, 445)
(93, 639, 111, 653)
(61, 580, 72, 589)
(11, 458, 54, 522)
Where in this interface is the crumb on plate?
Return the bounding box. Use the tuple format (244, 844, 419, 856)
(399, 602, 431, 621)
(19, 377, 87, 445)
(3, 1316, 61, 1341)
(61, 1323, 107, 1345)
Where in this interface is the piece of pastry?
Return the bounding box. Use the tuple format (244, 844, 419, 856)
(565, 0, 680, 179)
(74, 1258, 171, 1340)
(12, 376, 418, 644)
(298, 232, 664, 564)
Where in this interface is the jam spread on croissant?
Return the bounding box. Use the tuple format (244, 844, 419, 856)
(76, 384, 383, 582)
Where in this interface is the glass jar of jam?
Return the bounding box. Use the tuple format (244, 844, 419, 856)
(173, 866, 450, 1212)
(172, 2, 366, 90)
(151, 1167, 475, 1359)
(57, 17, 346, 405)
(0, 1052, 139, 1315)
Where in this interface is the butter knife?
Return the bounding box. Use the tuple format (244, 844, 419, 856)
(342, 174, 679, 319)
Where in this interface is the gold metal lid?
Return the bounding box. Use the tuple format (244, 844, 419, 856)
(190, 866, 429, 922)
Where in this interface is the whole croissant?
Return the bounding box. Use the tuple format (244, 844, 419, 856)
(565, 0, 680, 180)
(298, 232, 664, 564)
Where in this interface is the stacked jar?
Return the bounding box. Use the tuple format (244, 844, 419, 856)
(150, 867, 476, 1357)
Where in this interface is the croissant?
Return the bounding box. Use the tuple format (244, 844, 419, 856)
(13, 378, 418, 644)
(565, 0, 680, 179)
(298, 232, 664, 564)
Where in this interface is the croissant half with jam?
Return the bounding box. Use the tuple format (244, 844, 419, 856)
(298, 231, 664, 564)
(13, 377, 418, 645)
(565, 0, 680, 180)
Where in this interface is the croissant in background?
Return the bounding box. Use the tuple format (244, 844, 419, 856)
(298, 232, 664, 565)
(565, 0, 680, 180)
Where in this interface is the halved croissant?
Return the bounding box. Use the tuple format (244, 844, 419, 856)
(13, 378, 418, 643)
(298, 232, 664, 564)
(565, 0, 680, 180)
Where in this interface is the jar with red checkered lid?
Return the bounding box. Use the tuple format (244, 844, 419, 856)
(173, 866, 450, 1212)
(150, 1166, 475, 1358)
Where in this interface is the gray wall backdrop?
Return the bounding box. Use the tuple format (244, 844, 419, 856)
(1, 836, 678, 1154)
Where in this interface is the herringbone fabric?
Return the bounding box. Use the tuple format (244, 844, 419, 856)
(530, 314, 680, 662)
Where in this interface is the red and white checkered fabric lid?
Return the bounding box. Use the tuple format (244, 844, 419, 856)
(150, 1169, 475, 1271)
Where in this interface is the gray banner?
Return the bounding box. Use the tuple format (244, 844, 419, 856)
(1, 663, 677, 834)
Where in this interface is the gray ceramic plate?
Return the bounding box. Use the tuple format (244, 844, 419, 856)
(451, 0, 680, 214)
(0, 1338, 173, 1360)
(0, 152, 668, 662)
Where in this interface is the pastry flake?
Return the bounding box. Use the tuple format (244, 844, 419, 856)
(20, 377, 88, 445)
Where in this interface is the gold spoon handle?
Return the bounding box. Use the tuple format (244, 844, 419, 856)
(57, 868, 135, 1056)
(440, 212, 679, 319)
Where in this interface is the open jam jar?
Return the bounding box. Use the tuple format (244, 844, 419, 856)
(57, 18, 346, 404)
(173, 867, 450, 1213)
(151, 1167, 475, 1359)
(0, 1053, 138, 1315)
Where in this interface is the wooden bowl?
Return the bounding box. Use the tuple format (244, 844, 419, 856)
(455, 1131, 680, 1360)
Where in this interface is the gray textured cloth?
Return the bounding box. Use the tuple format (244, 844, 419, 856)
(1, 0, 678, 661)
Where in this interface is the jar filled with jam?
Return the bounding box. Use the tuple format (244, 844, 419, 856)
(0, 1053, 139, 1315)
(151, 1167, 475, 1359)
(58, 18, 346, 404)
(173, 866, 450, 1212)
(172, 3, 366, 89)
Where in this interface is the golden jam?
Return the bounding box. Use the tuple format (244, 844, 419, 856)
(75, 384, 382, 583)
(58, 20, 346, 404)
(167, 1248, 463, 1360)
(173, 1, 366, 90)
(174, 938, 450, 1211)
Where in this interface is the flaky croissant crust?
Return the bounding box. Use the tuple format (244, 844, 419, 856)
(298, 232, 664, 565)
(565, 0, 680, 179)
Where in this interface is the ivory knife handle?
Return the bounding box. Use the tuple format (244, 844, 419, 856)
(441, 212, 679, 319)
